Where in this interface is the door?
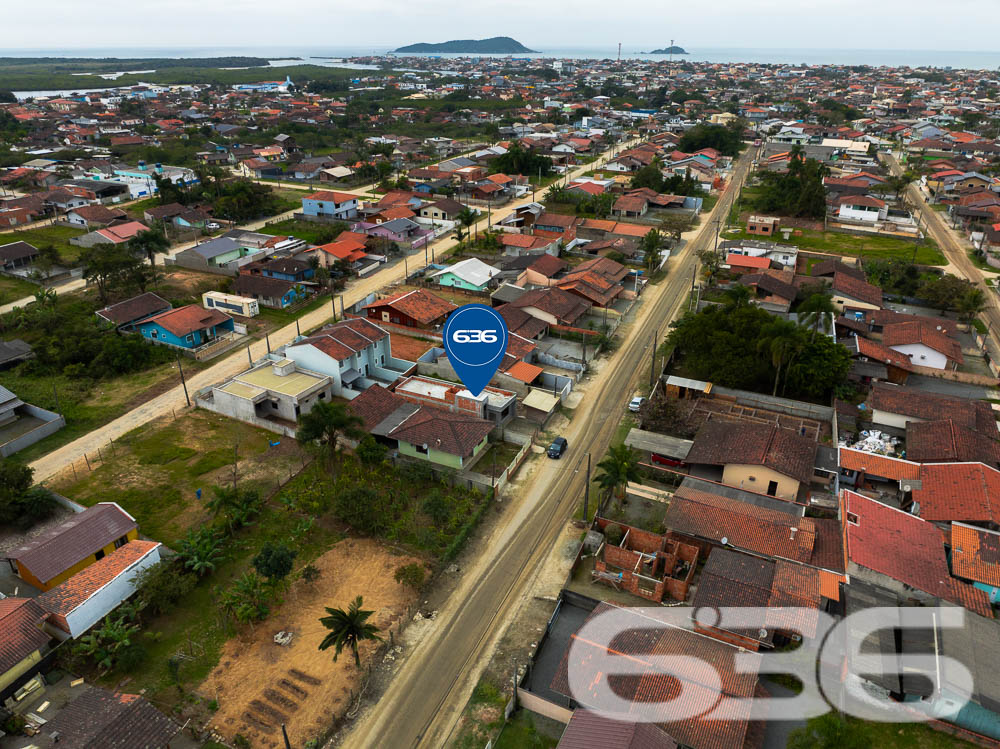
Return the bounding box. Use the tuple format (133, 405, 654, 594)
(766, 480, 779, 497)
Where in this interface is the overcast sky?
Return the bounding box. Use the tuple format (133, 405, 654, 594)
(5, 0, 998, 53)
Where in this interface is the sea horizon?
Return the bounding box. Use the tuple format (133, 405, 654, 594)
(3, 44, 1000, 69)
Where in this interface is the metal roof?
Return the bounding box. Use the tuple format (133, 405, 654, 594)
(625, 428, 693, 459)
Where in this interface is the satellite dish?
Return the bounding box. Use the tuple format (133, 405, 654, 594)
(721, 536, 729, 545)
(759, 628, 768, 639)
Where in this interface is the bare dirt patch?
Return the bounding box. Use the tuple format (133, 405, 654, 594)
(199, 538, 424, 747)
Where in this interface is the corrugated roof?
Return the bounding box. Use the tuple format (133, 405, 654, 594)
(0, 598, 50, 675)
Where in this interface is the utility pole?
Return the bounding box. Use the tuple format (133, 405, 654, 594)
(649, 333, 657, 388)
(583, 452, 591, 522)
(176, 353, 190, 407)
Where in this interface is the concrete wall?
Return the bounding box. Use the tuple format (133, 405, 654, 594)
(60, 545, 161, 638)
(890, 343, 949, 370)
(0, 651, 42, 694)
(0, 404, 65, 458)
(870, 408, 914, 430)
(722, 463, 800, 501)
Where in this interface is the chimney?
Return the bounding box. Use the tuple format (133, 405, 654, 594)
(789, 527, 798, 541)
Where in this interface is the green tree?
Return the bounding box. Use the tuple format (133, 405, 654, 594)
(641, 228, 663, 271)
(252, 543, 297, 583)
(356, 434, 388, 465)
(177, 528, 223, 577)
(318, 595, 383, 667)
(722, 284, 752, 310)
(221, 571, 271, 625)
(132, 559, 196, 617)
(394, 563, 426, 588)
(127, 227, 170, 284)
(0, 460, 56, 529)
(80, 244, 150, 304)
(956, 287, 987, 322)
(296, 401, 364, 467)
(757, 319, 804, 396)
(797, 292, 837, 338)
(595, 444, 641, 501)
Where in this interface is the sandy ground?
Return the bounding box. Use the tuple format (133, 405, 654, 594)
(200, 538, 424, 747)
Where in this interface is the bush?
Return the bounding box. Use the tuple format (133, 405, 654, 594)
(356, 434, 388, 465)
(132, 560, 197, 617)
(116, 642, 148, 673)
(604, 524, 624, 546)
(300, 564, 321, 583)
(394, 563, 426, 589)
(421, 489, 451, 525)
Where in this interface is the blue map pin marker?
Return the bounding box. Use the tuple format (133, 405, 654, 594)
(443, 303, 509, 396)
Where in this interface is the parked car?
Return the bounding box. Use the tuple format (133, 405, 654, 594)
(628, 396, 647, 412)
(206, 222, 221, 230)
(547, 437, 568, 459)
(651, 453, 684, 467)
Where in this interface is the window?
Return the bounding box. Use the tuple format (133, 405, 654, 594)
(94, 549, 105, 561)
(318, 392, 326, 399)
(416, 443, 429, 454)
(114, 535, 129, 549)
(270, 399, 279, 409)
(150, 329, 158, 339)
(185, 334, 194, 343)
(847, 512, 860, 526)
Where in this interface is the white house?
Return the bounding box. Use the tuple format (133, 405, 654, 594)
(38, 540, 161, 640)
(837, 195, 888, 223)
(283, 318, 415, 399)
(883, 322, 963, 371)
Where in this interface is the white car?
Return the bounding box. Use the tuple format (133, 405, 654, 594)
(628, 396, 647, 412)
(206, 222, 221, 230)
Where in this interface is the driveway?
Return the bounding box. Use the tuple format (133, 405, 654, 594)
(904, 373, 995, 400)
(761, 678, 807, 749)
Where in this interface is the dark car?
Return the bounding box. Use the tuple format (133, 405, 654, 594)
(547, 437, 568, 459)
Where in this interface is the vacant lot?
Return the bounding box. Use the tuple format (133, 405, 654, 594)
(0, 225, 88, 264)
(0, 274, 39, 304)
(724, 227, 946, 265)
(50, 408, 310, 544)
(200, 538, 423, 747)
(258, 218, 345, 245)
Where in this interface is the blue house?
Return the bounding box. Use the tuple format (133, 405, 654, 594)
(255, 257, 314, 283)
(137, 305, 234, 350)
(301, 190, 359, 220)
(232, 274, 311, 309)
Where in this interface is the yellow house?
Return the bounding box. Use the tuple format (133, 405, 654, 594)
(7, 502, 138, 592)
(684, 420, 818, 502)
(0, 598, 51, 697)
(830, 271, 883, 312)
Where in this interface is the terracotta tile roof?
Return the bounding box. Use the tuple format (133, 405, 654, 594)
(912, 462, 1000, 523)
(869, 309, 958, 336)
(388, 332, 436, 361)
(140, 304, 231, 337)
(95, 292, 171, 327)
(832, 271, 883, 307)
(883, 321, 963, 363)
(527, 253, 567, 278)
(508, 287, 591, 325)
(843, 490, 993, 616)
(348, 384, 409, 432)
(364, 289, 455, 325)
(45, 688, 180, 749)
(951, 522, 1000, 588)
(9, 503, 136, 585)
(505, 360, 544, 383)
(665, 485, 816, 564)
(304, 190, 357, 204)
(555, 710, 678, 749)
(497, 305, 548, 339)
(812, 259, 865, 279)
(868, 382, 996, 431)
(726, 253, 771, 270)
(810, 517, 846, 574)
(316, 237, 367, 262)
(907, 420, 1000, 467)
(853, 335, 915, 372)
(550, 602, 759, 749)
(0, 598, 50, 676)
(838, 447, 920, 480)
(613, 195, 648, 213)
(685, 420, 817, 485)
(500, 233, 549, 250)
(39, 540, 160, 618)
(293, 318, 388, 361)
(388, 402, 494, 458)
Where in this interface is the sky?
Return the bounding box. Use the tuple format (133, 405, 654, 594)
(5, 0, 1000, 53)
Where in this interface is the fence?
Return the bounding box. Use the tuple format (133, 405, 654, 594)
(458, 433, 534, 493)
(1, 404, 65, 458)
(709, 385, 835, 422)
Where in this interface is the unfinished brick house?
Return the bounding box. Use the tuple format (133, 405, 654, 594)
(593, 519, 698, 602)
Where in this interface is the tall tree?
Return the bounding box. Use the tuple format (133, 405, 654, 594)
(595, 444, 641, 501)
(797, 292, 838, 338)
(757, 319, 804, 396)
(295, 401, 364, 467)
(127, 228, 170, 284)
(318, 595, 383, 667)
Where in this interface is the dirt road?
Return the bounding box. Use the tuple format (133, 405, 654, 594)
(28, 140, 642, 483)
(336, 149, 755, 749)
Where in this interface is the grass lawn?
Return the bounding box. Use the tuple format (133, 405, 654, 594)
(0, 358, 210, 465)
(257, 218, 345, 245)
(723, 227, 946, 266)
(51, 409, 310, 544)
(0, 274, 40, 305)
(1, 225, 88, 264)
(256, 293, 331, 330)
(700, 193, 719, 212)
(125, 197, 160, 222)
(494, 712, 560, 749)
(471, 440, 523, 477)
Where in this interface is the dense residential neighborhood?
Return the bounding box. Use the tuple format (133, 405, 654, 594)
(5, 35, 1000, 749)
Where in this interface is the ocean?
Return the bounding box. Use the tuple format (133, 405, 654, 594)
(11, 45, 1000, 98)
(5, 45, 1000, 69)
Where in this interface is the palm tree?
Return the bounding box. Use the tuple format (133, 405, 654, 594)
(177, 528, 223, 577)
(797, 292, 837, 338)
(456, 207, 478, 242)
(595, 444, 641, 502)
(758, 320, 804, 397)
(318, 595, 383, 667)
(32, 287, 57, 308)
(642, 228, 663, 272)
(295, 400, 364, 467)
(127, 228, 170, 285)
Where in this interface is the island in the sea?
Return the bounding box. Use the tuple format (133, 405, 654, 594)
(393, 37, 537, 54)
(647, 45, 689, 55)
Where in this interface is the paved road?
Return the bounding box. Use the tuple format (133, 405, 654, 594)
(882, 152, 1000, 357)
(27, 139, 644, 484)
(337, 149, 755, 749)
